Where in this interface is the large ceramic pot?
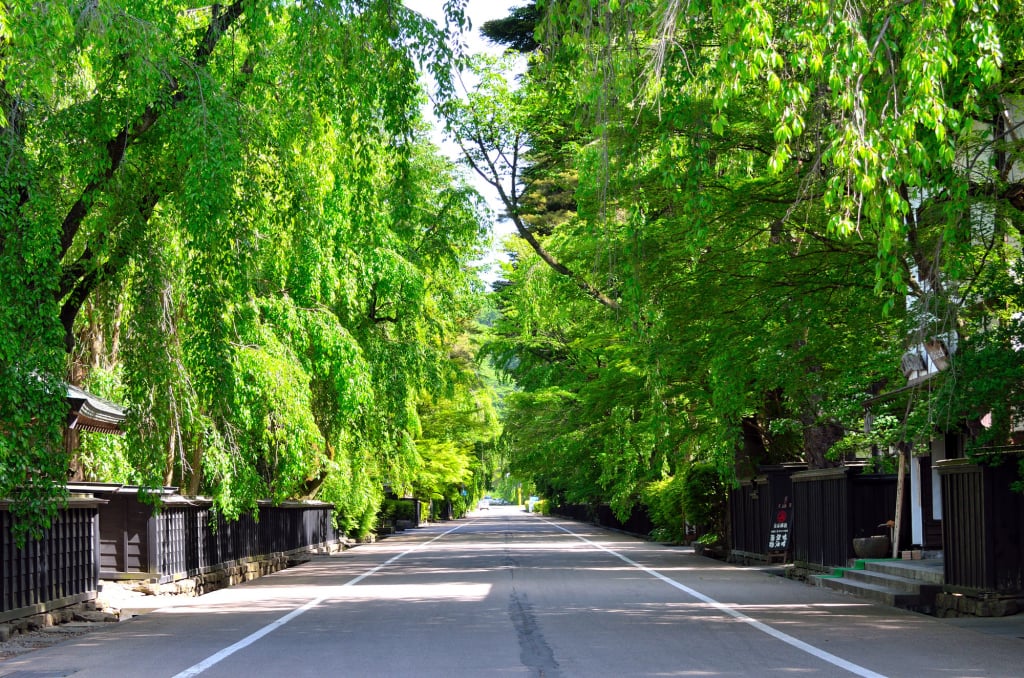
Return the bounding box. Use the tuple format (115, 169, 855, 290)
(852, 535, 891, 559)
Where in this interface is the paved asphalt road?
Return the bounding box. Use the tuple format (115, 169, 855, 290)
(2, 506, 1022, 677)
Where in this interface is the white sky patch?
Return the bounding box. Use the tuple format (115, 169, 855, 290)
(404, 0, 527, 288)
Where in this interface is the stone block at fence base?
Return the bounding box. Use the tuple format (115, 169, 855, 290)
(115, 553, 299, 604)
(175, 579, 197, 595)
(936, 592, 1021, 617)
(0, 604, 107, 637)
(187, 556, 289, 594)
(73, 609, 118, 623)
(24, 610, 77, 630)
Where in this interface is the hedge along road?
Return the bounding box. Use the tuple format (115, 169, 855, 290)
(2, 507, 1022, 678)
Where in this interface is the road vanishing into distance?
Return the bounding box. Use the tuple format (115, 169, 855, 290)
(2, 506, 1022, 677)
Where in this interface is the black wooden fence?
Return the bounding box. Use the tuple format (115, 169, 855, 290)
(788, 466, 908, 569)
(729, 464, 805, 561)
(1, 498, 102, 623)
(939, 454, 1024, 594)
(93, 489, 340, 583)
(551, 504, 591, 522)
(791, 468, 852, 568)
(551, 504, 654, 536)
(597, 504, 654, 535)
(3, 488, 342, 621)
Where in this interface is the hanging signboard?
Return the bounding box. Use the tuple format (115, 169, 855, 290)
(767, 496, 792, 554)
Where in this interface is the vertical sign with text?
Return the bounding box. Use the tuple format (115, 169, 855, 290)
(767, 496, 792, 554)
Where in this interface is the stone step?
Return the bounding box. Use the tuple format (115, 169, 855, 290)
(811, 574, 923, 608)
(842, 567, 938, 594)
(863, 559, 945, 585)
(809, 560, 943, 613)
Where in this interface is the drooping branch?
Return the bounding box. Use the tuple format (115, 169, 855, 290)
(59, 193, 160, 351)
(58, 115, 157, 259)
(456, 129, 621, 311)
(54, 2, 248, 351)
(1, 70, 31, 225)
(57, 1, 247, 262)
(367, 282, 399, 324)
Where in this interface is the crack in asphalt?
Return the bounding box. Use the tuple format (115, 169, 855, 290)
(504, 519, 560, 678)
(508, 589, 561, 678)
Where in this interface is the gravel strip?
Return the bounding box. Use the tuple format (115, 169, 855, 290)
(0, 621, 109, 661)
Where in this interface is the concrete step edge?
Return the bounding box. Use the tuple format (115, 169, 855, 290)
(841, 568, 941, 593)
(864, 560, 945, 585)
(814, 576, 919, 607)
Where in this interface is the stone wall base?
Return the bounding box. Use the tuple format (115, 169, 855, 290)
(936, 591, 1022, 617)
(0, 604, 117, 642)
(4, 541, 355, 634)
(127, 553, 296, 597)
(119, 540, 352, 599)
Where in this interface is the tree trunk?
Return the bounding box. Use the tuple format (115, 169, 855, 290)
(802, 414, 844, 469)
(188, 439, 203, 496)
(164, 427, 176, 488)
(892, 443, 908, 558)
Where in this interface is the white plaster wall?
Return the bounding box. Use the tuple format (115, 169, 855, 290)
(911, 454, 923, 546)
(931, 437, 945, 520)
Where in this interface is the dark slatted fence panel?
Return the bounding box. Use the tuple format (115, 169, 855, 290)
(792, 468, 850, 568)
(729, 482, 759, 554)
(138, 501, 339, 583)
(551, 504, 591, 522)
(941, 461, 987, 589)
(940, 455, 1024, 594)
(2, 503, 99, 619)
(4, 494, 343, 618)
(729, 465, 805, 559)
(589, 505, 652, 535)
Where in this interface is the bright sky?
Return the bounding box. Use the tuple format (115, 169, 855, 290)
(403, 0, 512, 54)
(403, 0, 524, 287)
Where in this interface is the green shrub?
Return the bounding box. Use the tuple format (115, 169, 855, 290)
(696, 532, 721, 546)
(452, 494, 469, 518)
(681, 462, 727, 539)
(382, 498, 417, 521)
(642, 476, 687, 543)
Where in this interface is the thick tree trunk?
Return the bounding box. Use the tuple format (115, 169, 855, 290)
(802, 414, 844, 469)
(55, 2, 247, 352)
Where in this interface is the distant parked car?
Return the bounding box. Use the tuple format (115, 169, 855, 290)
(477, 498, 490, 510)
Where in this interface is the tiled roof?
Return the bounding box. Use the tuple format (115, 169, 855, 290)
(66, 383, 126, 434)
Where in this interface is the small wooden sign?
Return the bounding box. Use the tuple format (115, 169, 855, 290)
(767, 496, 792, 555)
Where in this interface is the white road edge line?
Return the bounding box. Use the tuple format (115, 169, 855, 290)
(543, 518, 888, 678)
(171, 522, 468, 678)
